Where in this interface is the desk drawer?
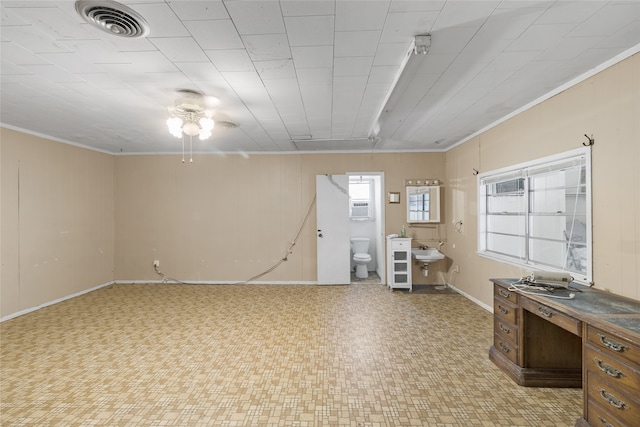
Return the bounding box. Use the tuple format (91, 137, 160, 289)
(587, 398, 628, 427)
(494, 298, 517, 325)
(521, 298, 581, 336)
(494, 284, 518, 305)
(494, 317, 518, 343)
(585, 344, 640, 396)
(586, 372, 640, 427)
(494, 333, 518, 365)
(587, 325, 640, 368)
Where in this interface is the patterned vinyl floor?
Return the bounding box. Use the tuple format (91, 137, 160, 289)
(1, 283, 582, 426)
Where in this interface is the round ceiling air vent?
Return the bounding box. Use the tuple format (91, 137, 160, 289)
(75, 0, 149, 38)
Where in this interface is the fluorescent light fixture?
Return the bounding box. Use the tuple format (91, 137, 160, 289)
(368, 34, 431, 139)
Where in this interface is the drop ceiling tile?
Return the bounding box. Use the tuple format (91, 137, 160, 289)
(184, 20, 243, 50)
(487, 50, 543, 73)
(221, 71, 263, 88)
(543, 36, 601, 61)
(255, 59, 296, 80)
(569, 3, 640, 38)
(0, 59, 26, 75)
(0, 5, 30, 26)
(335, 31, 381, 57)
(368, 65, 399, 83)
(291, 46, 333, 68)
(281, 1, 335, 16)
(596, 22, 640, 49)
(536, 1, 605, 25)
(0, 42, 48, 65)
(37, 52, 103, 73)
(205, 49, 254, 72)
(285, 16, 334, 47)
(389, 1, 446, 13)
(380, 11, 439, 43)
(300, 85, 331, 116)
(168, 1, 230, 20)
(474, 8, 544, 41)
(150, 37, 209, 62)
(243, 34, 291, 61)
(1, 26, 70, 54)
(8, 5, 95, 39)
(73, 72, 126, 89)
(225, 1, 285, 35)
(174, 62, 224, 82)
(507, 24, 575, 52)
(456, 38, 512, 64)
(127, 2, 190, 37)
(334, 57, 374, 76)
(427, 26, 478, 55)
(19, 64, 82, 83)
(296, 67, 332, 86)
(373, 43, 411, 66)
(333, 75, 367, 115)
(433, 1, 499, 30)
(336, 1, 389, 31)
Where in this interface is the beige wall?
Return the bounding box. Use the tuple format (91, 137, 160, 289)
(2, 53, 638, 319)
(444, 52, 640, 306)
(114, 152, 447, 283)
(1, 129, 115, 319)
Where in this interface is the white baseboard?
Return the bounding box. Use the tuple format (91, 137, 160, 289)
(113, 280, 318, 285)
(446, 283, 493, 313)
(0, 280, 115, 322)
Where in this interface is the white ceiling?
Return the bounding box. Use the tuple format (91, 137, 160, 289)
(1, 0, 639, 154)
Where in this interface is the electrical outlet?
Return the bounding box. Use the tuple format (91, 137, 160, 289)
(454, 265, 460, 273)
(153, 260, 160, 267)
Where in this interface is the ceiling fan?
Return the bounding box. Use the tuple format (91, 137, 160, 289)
(167, 89, 238, 163)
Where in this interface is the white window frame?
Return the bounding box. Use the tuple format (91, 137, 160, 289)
(349, 177, 374, 221)
(477, 147, 592, 284)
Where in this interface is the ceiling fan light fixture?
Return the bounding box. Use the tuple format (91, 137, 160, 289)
(167, 117, 183, 138)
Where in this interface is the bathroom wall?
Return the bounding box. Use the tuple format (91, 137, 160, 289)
(444, 52, 640, 306)
(0, 128, 115, 319)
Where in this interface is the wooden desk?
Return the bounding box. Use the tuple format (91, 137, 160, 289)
(489, 278, 640, 427)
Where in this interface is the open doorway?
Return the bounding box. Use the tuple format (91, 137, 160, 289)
(347, 172, 385, 285)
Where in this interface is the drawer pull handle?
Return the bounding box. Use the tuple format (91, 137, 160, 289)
(595, 358, 625, 378)
(499, 342, 510, 353)
(499, 323, 511, 334)
(538, 306, 552, 318)
(498, 289, 510, 298)
(598, 334, 628, 353)
(598, 387, 628, 410)
(498, 305, 509, 315)
(597, 416, 613, 427)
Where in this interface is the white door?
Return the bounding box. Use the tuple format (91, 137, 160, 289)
(316, 174, 350, 284)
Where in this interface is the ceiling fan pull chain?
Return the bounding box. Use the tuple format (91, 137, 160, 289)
(181, 136, 185, 163)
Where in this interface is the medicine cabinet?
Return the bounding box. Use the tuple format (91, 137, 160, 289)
(406, 185, 441, 223)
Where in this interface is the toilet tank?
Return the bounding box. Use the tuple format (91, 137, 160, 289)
(350, 237, 370, 253)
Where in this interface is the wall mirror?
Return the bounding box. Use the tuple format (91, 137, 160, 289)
(406, 185, 441, 223)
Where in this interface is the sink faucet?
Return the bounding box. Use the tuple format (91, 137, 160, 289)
(419, 245, 428, 250)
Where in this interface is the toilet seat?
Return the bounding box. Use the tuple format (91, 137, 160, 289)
(353, 253, 372, 262)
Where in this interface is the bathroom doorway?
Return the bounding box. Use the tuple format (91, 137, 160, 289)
(348, 172, 385, 285)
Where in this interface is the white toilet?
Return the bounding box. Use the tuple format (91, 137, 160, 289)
(350, 237, 372, 279)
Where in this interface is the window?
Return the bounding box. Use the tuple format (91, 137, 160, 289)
(349, 177, 373, 220)
(478, 147, 592, 283)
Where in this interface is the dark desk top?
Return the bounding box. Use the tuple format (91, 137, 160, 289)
(492, 278, 640, 340)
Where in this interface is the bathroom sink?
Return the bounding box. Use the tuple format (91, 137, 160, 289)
(411, 248, 445, 263)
